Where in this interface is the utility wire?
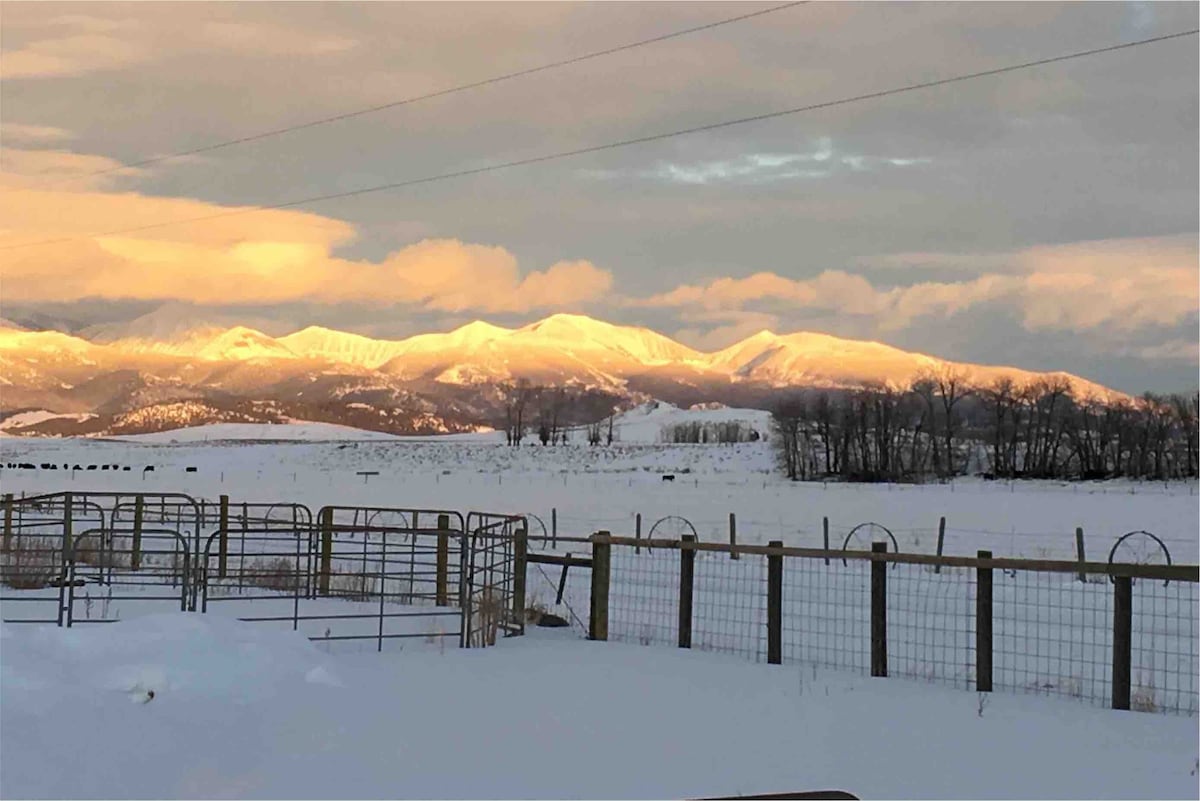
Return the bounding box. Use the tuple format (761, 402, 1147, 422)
(35, 2, 806, 188)
(5, 27, 1195, 252)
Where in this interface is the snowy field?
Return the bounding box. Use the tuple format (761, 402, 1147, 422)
(3, 614, 1199, 801)
(1, 423, 1196, 563)
(2, 424, 1198, 799)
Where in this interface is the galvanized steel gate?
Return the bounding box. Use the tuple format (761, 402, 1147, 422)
(463, 512, 527, 647)
(2, 493, 529, 652)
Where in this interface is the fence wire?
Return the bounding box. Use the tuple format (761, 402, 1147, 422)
(600, 539, 1197, 716)
(992, 571, 1113, 707)
(691, 551, 766, 661)
(888, 564, 974, 689)
(1130, 577, 1199, 715)
(781, 557, 869, 673)
(609, 546, 678, 648)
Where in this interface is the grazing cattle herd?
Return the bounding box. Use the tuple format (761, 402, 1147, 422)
(1, 463, 181, 473)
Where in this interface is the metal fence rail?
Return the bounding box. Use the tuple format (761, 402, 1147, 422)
(1, 493, 528, 654)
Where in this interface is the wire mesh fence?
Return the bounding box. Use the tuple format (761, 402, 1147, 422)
(592, 534, 1199, 716)
(991, 570, 1113, 707)
(1131, 577, 1198, 715)
(609, 545, 678, 648)
(691, 550, 767, 661)
(887, 563, 974, 689)
(782, 555, 870, 673)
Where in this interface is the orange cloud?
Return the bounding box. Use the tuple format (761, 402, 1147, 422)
(0, 149, 611, 312)
(634, 236, 1197, 334)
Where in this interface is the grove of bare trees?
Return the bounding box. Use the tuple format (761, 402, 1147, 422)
(772, 367, 1199, 483)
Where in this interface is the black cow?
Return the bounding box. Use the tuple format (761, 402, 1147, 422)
(662, 474, 676, 482)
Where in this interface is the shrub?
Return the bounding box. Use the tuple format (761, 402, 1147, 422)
(2, 535, 61, 589)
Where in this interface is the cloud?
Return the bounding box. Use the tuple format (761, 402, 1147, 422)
(197, 22, 358, 56)
(0, 24, 150, 79)
(1117, 339, 1200, 363)
(0, 123, 74, 145)
(634, 236, 1198, 336)
(1, 12, 357, 80)
(0, 152, 611, 313)
(670, 309, 782, 352)
(584, 138, 930, 186)
(0, 147, 140, 190)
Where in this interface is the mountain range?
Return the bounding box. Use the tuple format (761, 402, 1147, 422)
(0, 307, 1116, 437)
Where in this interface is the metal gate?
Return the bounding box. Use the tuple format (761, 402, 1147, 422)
(463, 512, 527, 647)
(2, 493, 530, 653)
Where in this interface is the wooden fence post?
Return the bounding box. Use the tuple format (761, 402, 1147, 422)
(729, 513, 739, 560)
(679, 534, 696, 649)
(870, 541, 887, 677)
(318, 507, 333, 596)
(822, 516, 830, 566)
(635, 513, 642, 555)
(63, 492, 73, 556)
(935, 516, 946, 573)
(589, 531, 611, 641)
(1112, 574, 1132, 711)
(436, 514, 450, 606)
(512, 523, 528, 626)
(218, 494, 229, 578)
(2, 493, 12, 553)
(551, 507, 558, 550)
(976, 549, 993, 692)
(1075, 527, 1087, 583)
(767, 539, 783, 665)
(131, 495, 144, 571)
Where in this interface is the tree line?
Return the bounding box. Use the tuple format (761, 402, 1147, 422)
(499, 379, 618, 446)
(773, 367, 1199, 483)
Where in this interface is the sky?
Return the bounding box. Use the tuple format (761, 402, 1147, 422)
(1, 1, 1197, 394)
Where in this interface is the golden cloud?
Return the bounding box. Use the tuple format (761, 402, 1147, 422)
(635, 236, 1198, 334)
(0, 149, 612, 312)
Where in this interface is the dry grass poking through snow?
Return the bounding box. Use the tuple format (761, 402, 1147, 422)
(1, 534, 60, 589)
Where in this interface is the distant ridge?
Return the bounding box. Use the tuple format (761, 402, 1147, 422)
(1, 309, 1117, 399)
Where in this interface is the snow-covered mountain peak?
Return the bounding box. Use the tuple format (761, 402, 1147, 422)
(444, 320, 513, 346)
(46, 310, 1118, 398)
(194, 326, 296, 362)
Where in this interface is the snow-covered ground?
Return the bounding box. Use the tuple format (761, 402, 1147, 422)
(3, 423, 1196, 798)
(1, 431, 1196, 562)
(118, 421, 410, 443)
(2, 614, 1197, 800)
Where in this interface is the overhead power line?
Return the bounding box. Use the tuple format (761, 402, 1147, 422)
(37, 1, 806, 187)
(5, 27, 1195, 252)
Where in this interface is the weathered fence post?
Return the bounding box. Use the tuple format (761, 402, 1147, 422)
(2, 493, 12, 553)
(63, 492, 73, 555)
(512, 522, 528, 626)
(767, 539, 783, 665)
(822, 516, 830, 566)
(131, 494, 144, 571)
(635, 512, 642, 555)
(1112, 574, 1132, 711)
(318, 507, 333, 596)
(436, 514, 450, 606)
(976, 549, 993, 692)
(934, 516, 947, 573)
(679, 534, 696, 649)
(1075, 527, 1087, 583)
(729, 513, 739, 560)
(870, 541, 887, 677)
(589, 531, 611, 641)
(218, 494, 230, 579)
(551, 507, 558, 550)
